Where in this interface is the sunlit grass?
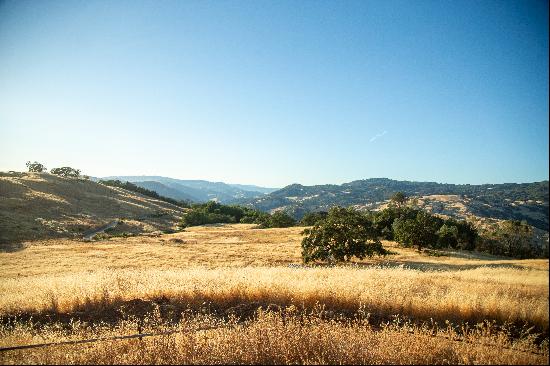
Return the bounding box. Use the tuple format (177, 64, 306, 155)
(0, 310, 547, 365)
(0, 224, 548, 364)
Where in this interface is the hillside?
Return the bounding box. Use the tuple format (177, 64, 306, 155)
(0, 172, 186, 247)
(100, 175, 278, 203)
(130, 180, 197, 203)
(243, 178, 549, 230)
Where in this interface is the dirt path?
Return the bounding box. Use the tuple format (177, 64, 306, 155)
(83, 220, 119, 241)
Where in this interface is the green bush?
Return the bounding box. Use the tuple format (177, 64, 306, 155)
(240, 209, 270, 224)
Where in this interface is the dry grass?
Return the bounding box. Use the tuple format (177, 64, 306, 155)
(0, 224, 548, 364)
(2, 224, 546, 276)
(0, 172, 185, 245)
(0, 265, 547, 330)
(0, 311, 547, 365)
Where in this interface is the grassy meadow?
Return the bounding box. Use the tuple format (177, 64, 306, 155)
(0, 224, 548, 364)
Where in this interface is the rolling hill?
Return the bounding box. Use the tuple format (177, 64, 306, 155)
(0, 172, 186, 247)
(242, 178, 549, 230)
(99, 176, 278, 203)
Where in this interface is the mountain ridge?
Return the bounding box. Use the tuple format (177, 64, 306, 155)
(98, 176, 278, 203)
(240, 178, 549, 230)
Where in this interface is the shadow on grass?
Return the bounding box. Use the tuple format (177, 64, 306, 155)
(366, 260, 527, 272)
(0, 241, 26, 253)
(293, 254, 529, 272)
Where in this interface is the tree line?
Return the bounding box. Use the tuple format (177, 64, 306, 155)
(179, 192, 546, 260)
(301, 192, 546, 263)
(26, 161, 86, 178)
(180, 201, 297, 229)
(23, 161, 546, 260)
(99, 180, 191, 208)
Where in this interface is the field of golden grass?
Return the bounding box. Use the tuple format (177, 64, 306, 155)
(1, 224, 548, 364)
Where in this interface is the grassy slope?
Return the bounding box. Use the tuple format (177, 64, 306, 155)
(0, 172, 186, 246)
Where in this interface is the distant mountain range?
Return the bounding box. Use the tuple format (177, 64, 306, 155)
(240, 178, 549, 230)
(97, 176, 278, 203)
(95, 176, 548, 231)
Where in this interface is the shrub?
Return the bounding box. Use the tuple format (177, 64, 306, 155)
(373, 206, 418, 240)
(181, 210, 234, 227)
(180, 202, 255, 228)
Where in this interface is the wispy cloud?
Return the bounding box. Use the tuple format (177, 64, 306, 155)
(369, 130, 388, 142)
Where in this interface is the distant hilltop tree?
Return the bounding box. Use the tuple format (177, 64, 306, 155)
(26, 161, 47, 173)
(50, 166, 81, 178)
(389, 191, 407, 207)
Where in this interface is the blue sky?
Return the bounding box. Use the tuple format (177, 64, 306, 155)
(0, 0, 548, 187)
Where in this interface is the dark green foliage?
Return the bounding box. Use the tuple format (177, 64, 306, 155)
(392, 210, 442, 251)
(261, 211, 296, 228)
(299, 211, 328, 226)
(248, 178, 549, 230)
(181, 209, 234, 227)
(180, 201, 270, 228)
(447, 218, 478, 250)
(180, 201, 235, 227)
(301, 207, 386, 263)
(100, 180, 189, 208)
(50, 166, 81, 178)
(372, 206, 479, 252)
(26, 161, 46, 173)
(389, 191, 407, 207)
(372, 207, 398, 240)
(436, 224, 459, 248)
(239, 209, 270, 224)
(372, 206, 417, 240)
(477, 220, 542, 258)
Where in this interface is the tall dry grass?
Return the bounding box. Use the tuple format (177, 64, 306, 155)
(0, 310, 547, 365)
(1, 265, 547, 331)
(1, 224, 548, 364)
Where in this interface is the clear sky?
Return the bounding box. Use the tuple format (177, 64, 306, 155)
(0, 0, 548, 188)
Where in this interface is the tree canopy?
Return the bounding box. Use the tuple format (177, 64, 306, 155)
(26, 161, 47, 173)
(50, 166, 81, 178)
(301, 207, 386, 263)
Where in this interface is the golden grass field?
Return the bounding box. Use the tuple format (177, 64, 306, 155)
(1, 224, 549, 364)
